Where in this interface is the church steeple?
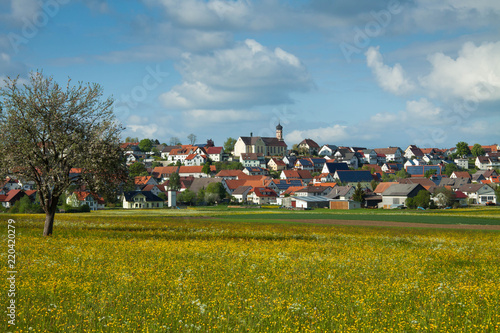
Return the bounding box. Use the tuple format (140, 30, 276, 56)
(276, 121, 283, 141)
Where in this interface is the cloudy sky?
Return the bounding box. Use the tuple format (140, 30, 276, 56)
(1, 0, 499, 148)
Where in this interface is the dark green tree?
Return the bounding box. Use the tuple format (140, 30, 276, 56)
(205, 182, 227, 204)
(396, 169, 410, 179)
(138, 138, 153, 152)
(424, 169, 437, 179)
(223, 137, 237, 154)
(129, 162, 148, 177)
(443, 163, 459, 176)
(456, 141, 471, 158)
(471, 143, 485, 157)
(168, 172, 180, 191)
(0, 72, 127, 236)
(352, 182, 365, 203)
(434, 187, 456, 208)
(413, 190, 431, 209)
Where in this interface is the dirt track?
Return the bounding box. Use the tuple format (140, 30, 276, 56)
(291, 219, 500, 231)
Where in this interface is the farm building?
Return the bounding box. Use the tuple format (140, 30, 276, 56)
(290, 196, 331, 209)
(329, 200, 361, 210)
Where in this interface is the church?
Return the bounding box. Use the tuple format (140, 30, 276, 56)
(233, 123, 288, 157)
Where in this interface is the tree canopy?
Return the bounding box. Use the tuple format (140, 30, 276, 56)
(471, 143, 485, 157)
(138, 138, 153, 152)
(223, 137, 237, 153)
(0, 72, 127, 236)
(456, 141, 471, 158)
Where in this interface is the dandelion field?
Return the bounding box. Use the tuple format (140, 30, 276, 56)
(2, 209, 500, 332)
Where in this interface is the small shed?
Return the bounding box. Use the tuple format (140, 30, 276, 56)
(329, 200, 361, 210)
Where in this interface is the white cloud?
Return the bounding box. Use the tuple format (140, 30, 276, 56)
(420, 41, 500, 102)
(285, 125, 351, 144)
(182, 109, 262, 125)
(160, 39, 312, 110)
(366, 46, 415, 95)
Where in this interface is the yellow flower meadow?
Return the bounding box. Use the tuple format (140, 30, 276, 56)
(1, 211, 500, 332)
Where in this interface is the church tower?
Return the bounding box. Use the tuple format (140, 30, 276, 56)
(276, 122, 283, 141)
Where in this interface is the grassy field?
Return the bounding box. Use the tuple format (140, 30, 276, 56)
(2, 208, 500, 332)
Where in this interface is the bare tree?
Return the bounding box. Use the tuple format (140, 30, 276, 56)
(0, 72, 127, 236)
(188, 133, 197, 145)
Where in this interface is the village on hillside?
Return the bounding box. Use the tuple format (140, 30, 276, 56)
(2, 124, 499, 212)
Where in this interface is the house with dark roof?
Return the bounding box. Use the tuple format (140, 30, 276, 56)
(325, 185, 355, 200)
(457, 184, 496, 205)
(321, 162, 350, 174)
(404, 145, 425, 160)
(122, 191, 164, 209)
(231, 186, 252, 203)
(405, 165, 442, 177)
(298, 139, 320, 155)
(318, 144, 338, 157)
(333, 170, 374, 186)
(267, 158, 287, 172)
(380, 184, 426, 209)
(374, 147, 404, 163)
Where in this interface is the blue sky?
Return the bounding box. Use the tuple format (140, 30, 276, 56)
(1, 0, 499, 149)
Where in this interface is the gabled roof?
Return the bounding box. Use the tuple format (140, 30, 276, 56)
(326, 185, 354, 199)
(382, 184, 425, 196)
(374, 182, 398, 194)
(374, 147, 401, 155)
(123, 191, 163, 202)
(323, 162, 350, 173)
(299, 139, 320, 149)
(252, 187, 278, 198)
(152, 166, 179, 178)
(73, 191, 105, 204)
(188, 178, 223, 193)
(268, 158, 286, 166)
(178, 166, 216, 174)
(261, 137, 287, 147)
(451, 171, 471, 179)
(216, 170, 246, 178)
(458, 184, 492, 193)
(399, 177, 436, 187)
(0, 189, 24, 202)
(334, 170, 374, 183)
(134, 176, 155, 185)
(205, 146, 223, 155)
(232, 186, 252, 195)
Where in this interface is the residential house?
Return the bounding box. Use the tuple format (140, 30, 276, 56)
(122, 191, 164, 209)
(243, 167, 268, 176)
(458, 184, 497, 205)
(231, 186, 252, 203)
(332, 170, 374, 186)
(247, 187, 278, 205)
(269, 179, 304, 195)
(318, 144, 338, 157)
(312, 173, 335, 184)
(152, 166, 180, 182)
(160, 145, 182, 159)
(450, 171, 471, 180)
(404, 145, 425, 160)
(0, 189, 26, 208)
(379, 184, 426, 209)
(298, 139, 320, 155)
(167, 145, 204, 164)
(135, 176, 158, 187)
(240, 153, 266, 168)
(333, 150, 360, 169)
(204, 146, 224, 162)
(475, 156, 500, 170)
(439, 178, 471, 191)
(215, 170, 246, 180)
(66, 191, 105, 210)
(358, 149, 378, 165)
(280, 170, 313, 184)
(454, 159, 469, 169)
(294, 158, 314, 171)
(381, 163, 404, 173)
(178, 166, 216, 178)
(267, 158, 287, 172)
(325, 185, 355, 200)
(374, 147, 404, 163)
(184, 153, 207, 166)
(294, 186, 333, 197)
(321, 162, 350, 174)
(282, 155, 297, 168)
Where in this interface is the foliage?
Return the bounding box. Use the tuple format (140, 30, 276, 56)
(202, 162, 211, 175)
(456, 141, 471, 158)
(62, 203, 91, 213)
(352, 182, 365, 203)
(424, 169, 437, 179)
(187, 133, 197, 145)
(370, 179, 379, 191)
(471, 143, 485, 157)
(407, 190, 431, 209)
(205, 182, 227, 204)
(443, 163, 459, 176)
(138, 138, 153, 152)
(9, 195, 43, 214)
(128, 162, 148, 177)
(0, 72, 127, 235)
(434, 187, 456, 208)
(214, 161, 243, 172)
(396, 169, 410, 179)
(178, 189, 196, 205)
(125, 136, 139, 143)
(157, 192, 168, 201)
(168, 172, 181, 191)
(223, 137, 237, 153)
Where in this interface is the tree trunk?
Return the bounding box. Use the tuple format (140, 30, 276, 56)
(43, 210, 55, 236)
(43, 197, 59, 236)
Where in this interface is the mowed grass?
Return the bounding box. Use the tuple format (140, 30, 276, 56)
(2, 209, 500, 332)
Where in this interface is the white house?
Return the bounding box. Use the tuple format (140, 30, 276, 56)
(458, 184, 497, 205)
(66, 191, 105, 211)
(318, 145, 338, 156)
